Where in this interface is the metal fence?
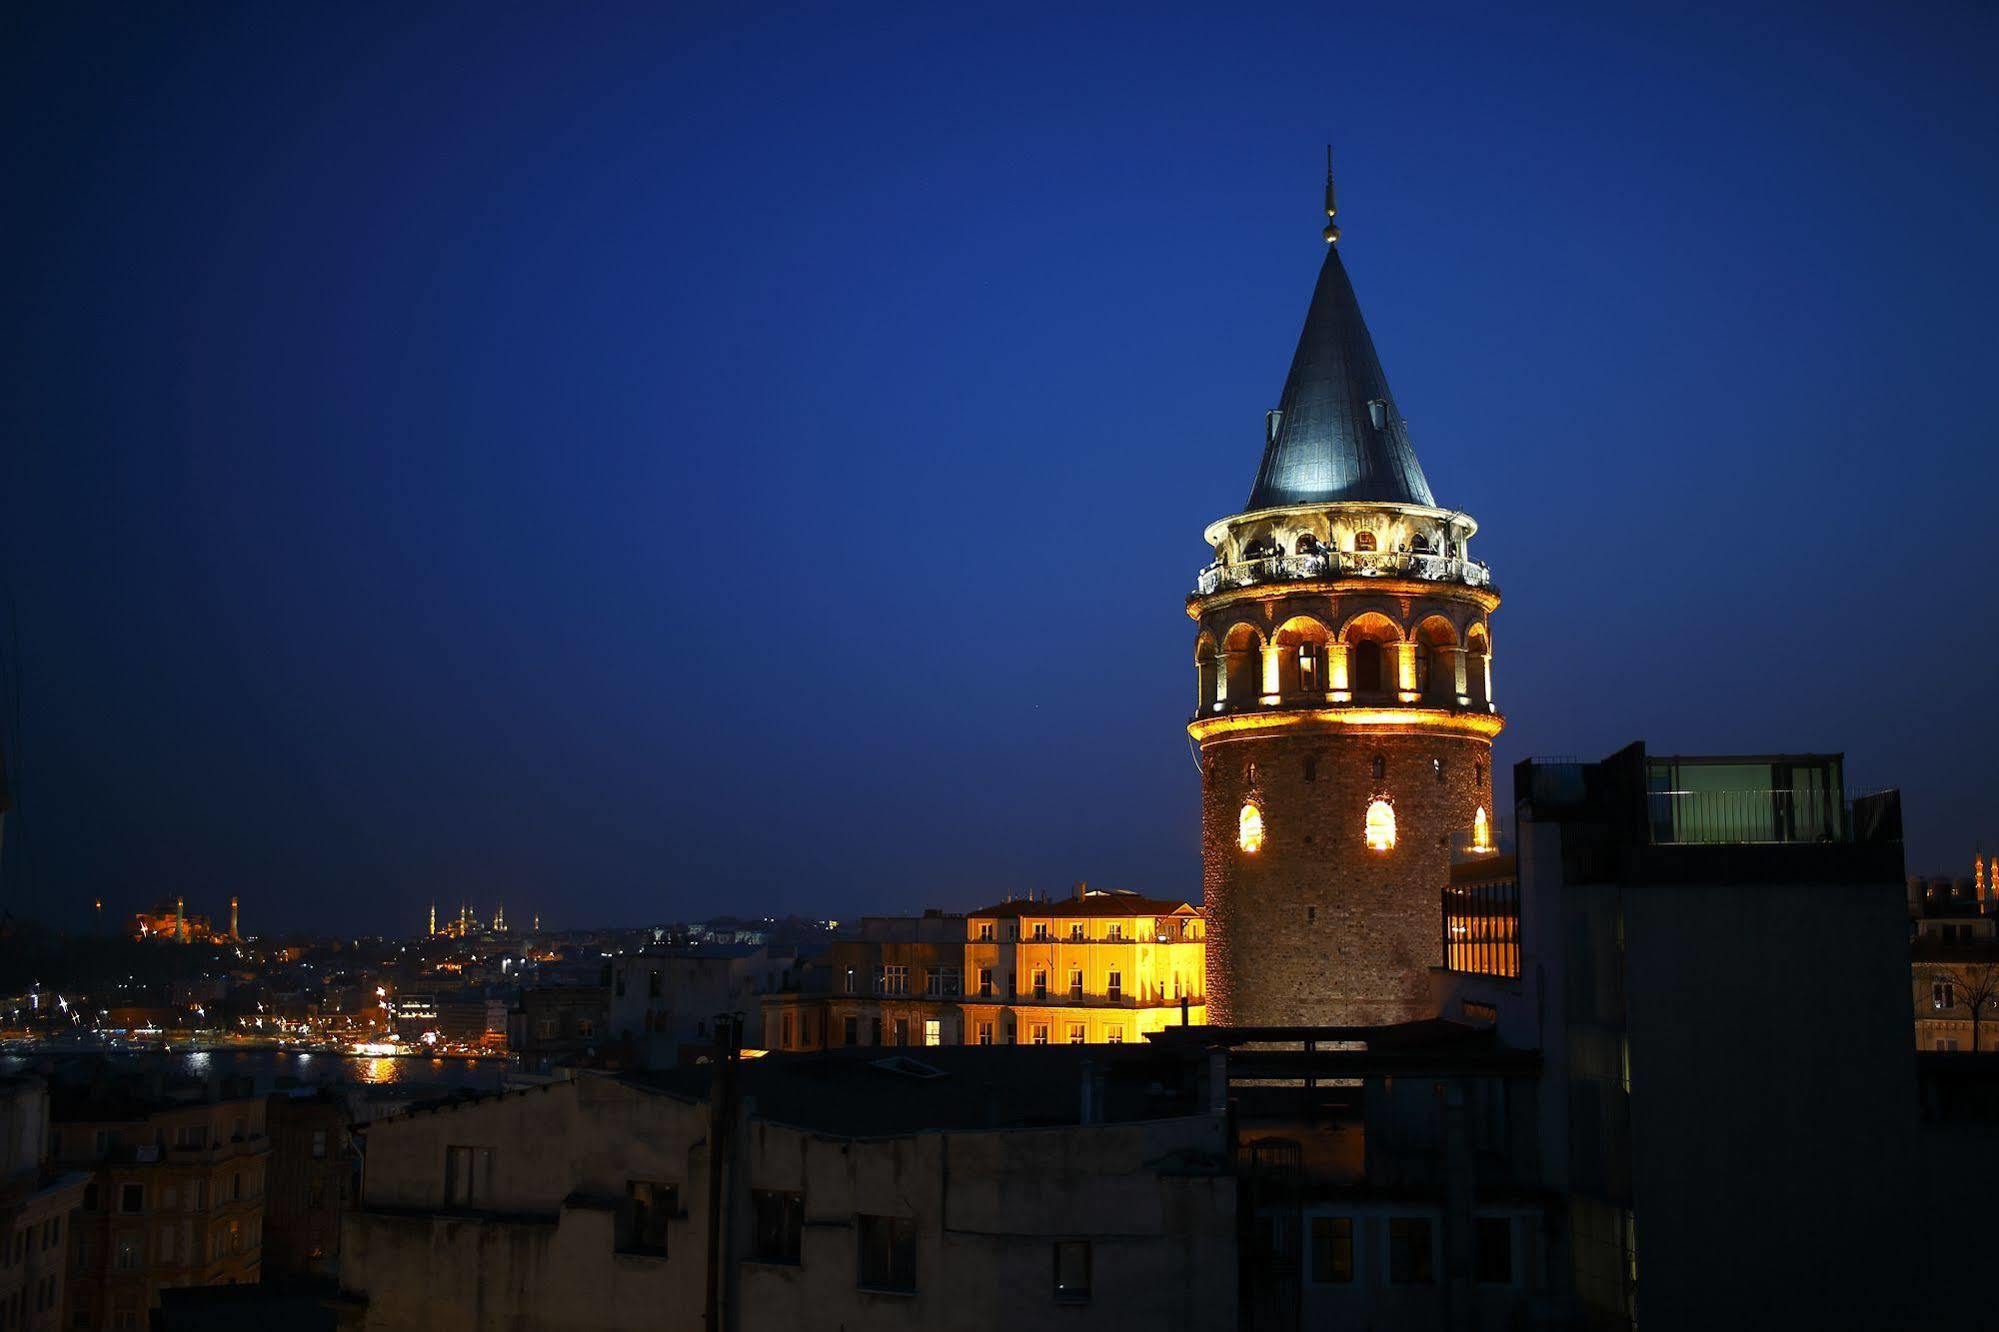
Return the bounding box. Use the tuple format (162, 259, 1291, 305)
(1441, 879, 1520, 978)
(1645, 787, 1845, 845)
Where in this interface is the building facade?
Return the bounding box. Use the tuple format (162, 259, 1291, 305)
(762, 891, 1206, 1052)
(336, 1048, 1234, 1332)
(1188, 170, 1501, 1027)
(0, 1076, 88, 1332)
(52, 1086, 267, 1330)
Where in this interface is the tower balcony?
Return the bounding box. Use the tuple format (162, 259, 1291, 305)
(1193, 549, 1493, 598)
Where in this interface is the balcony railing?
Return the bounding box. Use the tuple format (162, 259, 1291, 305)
(1194, 550, 1493, 597)
(1645, 788, 1849, 846)
(1442, 880, 1521, 979)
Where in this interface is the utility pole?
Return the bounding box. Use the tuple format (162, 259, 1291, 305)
(704, 1011, 742, 1332)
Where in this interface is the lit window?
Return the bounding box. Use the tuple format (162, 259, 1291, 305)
(1032, 1025, 1050, 1045)
(1365, 799, 1397, 852)
(1238, 802, 1265, 853)
(1106, 1028, 1124, 1044)
(1472, 806, 1493, 852)
(1354, 531, 1377, 552)
(1068, 1024, 1086, 1044)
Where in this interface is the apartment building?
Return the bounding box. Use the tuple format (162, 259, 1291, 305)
(762, 889, 1205, 1051)
(0, 1076, 87, 1332)
(52, 1083, 268, 1330)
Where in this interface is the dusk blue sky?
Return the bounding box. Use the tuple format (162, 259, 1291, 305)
(4, 3, 1995, 934)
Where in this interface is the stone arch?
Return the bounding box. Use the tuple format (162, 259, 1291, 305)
(1273, 615, 1332, 699)
(1413, 615, 1459, 705)
(1342, 612, 1401, 697)
(1466, 622, 1492, 707)
(1194, 633, 1220, 713)
(1221, 621, 1265, 709)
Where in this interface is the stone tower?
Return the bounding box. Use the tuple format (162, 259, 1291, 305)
(1188, 164, 1504, 1028)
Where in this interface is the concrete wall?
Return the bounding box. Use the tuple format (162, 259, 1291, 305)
(342, 1075, 1234, 1332)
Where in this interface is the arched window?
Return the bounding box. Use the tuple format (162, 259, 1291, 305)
(1295, 533, 1321, 555)
(1371, 754, 1386, 780)
(1238, 802, 1265, 854)
(1353, 531, 1377, 553)
(1364, 799, 1396, 851)
(1245, 762, 1258, 787)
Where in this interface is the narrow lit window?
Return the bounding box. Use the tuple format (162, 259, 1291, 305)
(1032, 1025, 1050, 1045)
(1433, 757, 1444, 782)
(1068, 1024, 1085, 1044)
(1365, 799, 1397, 852)
(1238, 802, 1265, 853)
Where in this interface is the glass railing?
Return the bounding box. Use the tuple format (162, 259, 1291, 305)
(1645, 788, 1847, 845)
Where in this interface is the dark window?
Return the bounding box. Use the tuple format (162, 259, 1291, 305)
(648, 970, 662, 998)
(857, 1214, 916, 1292)
(751, 1189, 803, 1265)
(444, 1145, 493, 1207)
(892, 1018, 909, 1047)
(1303, 755, 1317, 782)
(843, 1017, 859, 1047)
(870, 1017, 882, 1046)
(1474, 762, 1484, 785)
(1388, 1218, 1434, 1284)
(620, 1181, 675, 1257)
(1475, 1217, 1513, 1284)
(1054, 1240, 1092, 1302)
(1354, 643, 1382, 691)
(118, 1184, 143, 1214)
(83, 1185, 98, 1212)
(1310, 1217, 1353, 1283)
(1107, 971, 1123, 1002)
(1371, 754, 1387, 780)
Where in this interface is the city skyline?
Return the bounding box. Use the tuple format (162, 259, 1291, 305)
(5, 2, 1997, 934)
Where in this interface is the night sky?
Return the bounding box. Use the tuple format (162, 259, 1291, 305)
(4, 3, 1995, 934)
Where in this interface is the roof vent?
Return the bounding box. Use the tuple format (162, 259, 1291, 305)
(1266, 410, 1284, 444)
(1367, 399, 1388, 431)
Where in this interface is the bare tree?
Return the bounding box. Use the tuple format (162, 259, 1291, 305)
(1937, 962, 1999, 1052)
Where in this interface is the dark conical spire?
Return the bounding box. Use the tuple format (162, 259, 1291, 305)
(1245, 173, 1435, 511)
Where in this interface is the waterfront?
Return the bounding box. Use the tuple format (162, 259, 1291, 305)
(0, 1047, 514, 1091)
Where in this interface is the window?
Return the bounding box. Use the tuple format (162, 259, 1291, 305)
(870, 1017, 882, 1046)
(842, 1017, 859, 1046)
(926, 967, 961, 998)
(311, 1130, 327, 1159)
(576, 1018, 596, 1038)
(1934, 979, 1957, 1010)
(1068, 1024, 1086, 1045)
(880, 965, 908, 996)
(923, 1019, 941, 1047)
(175, 1125, 207, 1150)
(1433, 757, 1445, 781)
(1303, 755, 1317, 782)
(978, 923, 994, 942)
(1069, 923, 1085, 941)
(119, 1183, 143, 1214)
(1106, 924, 1124, 942)
(1069, 970, 1084, 1000)
(444, 1146, 493, 1207)
(977, 967, 994, 998)
(1475, 1217, 1513, 1284)
(1371, 753, 1387, 780)
(1033, 969, 1048, 1001)
(976, 1022, 994, 1046)
(1053, 1240, 1092, 1302)
(1354, 531, 1377, 552)
(843, 968, 857, 995)
(1106, 1028, 1124, 1044)
(751, 1189, 803, 1264)
(1311, 1217, 1353, 1283)
(1033, 922, 1049, 941)
(231, 1171, 242, 1201)
(1032, 1025, 1050, 1045)
(1107, 971, 1123, 1002)
(856, 1214, 916, 1292)
(781, 1012, 794, 1047)
(1388, 1218, 1434, 1284)
(620, 1181, 675, 1256)
(114, 1236, 142, 1271)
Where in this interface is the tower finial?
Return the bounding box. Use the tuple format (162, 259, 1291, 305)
(1322, 143, 1340, 245)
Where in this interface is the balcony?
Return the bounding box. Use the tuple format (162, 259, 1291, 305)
(1194, 550, 1493, 598)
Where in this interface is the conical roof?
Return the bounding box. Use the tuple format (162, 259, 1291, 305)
(1246, 244, 1435, 510)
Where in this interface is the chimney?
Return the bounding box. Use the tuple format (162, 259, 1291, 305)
(1073, 881, 1086, 901)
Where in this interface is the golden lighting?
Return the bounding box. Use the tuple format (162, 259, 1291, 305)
(1471, 806, 1494, 853)
(1238, 802, 1265, 854)
(1364, 798, 1397, 852)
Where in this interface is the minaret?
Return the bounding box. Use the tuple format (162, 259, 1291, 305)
(1187, 157, 1504, 1027)
(429, 901, 437, 936)
(175, 895, 187, 944)
(229, 896, 240, 941)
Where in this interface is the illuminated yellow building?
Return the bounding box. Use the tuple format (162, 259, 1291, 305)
(762, 890, 1206, 1051)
